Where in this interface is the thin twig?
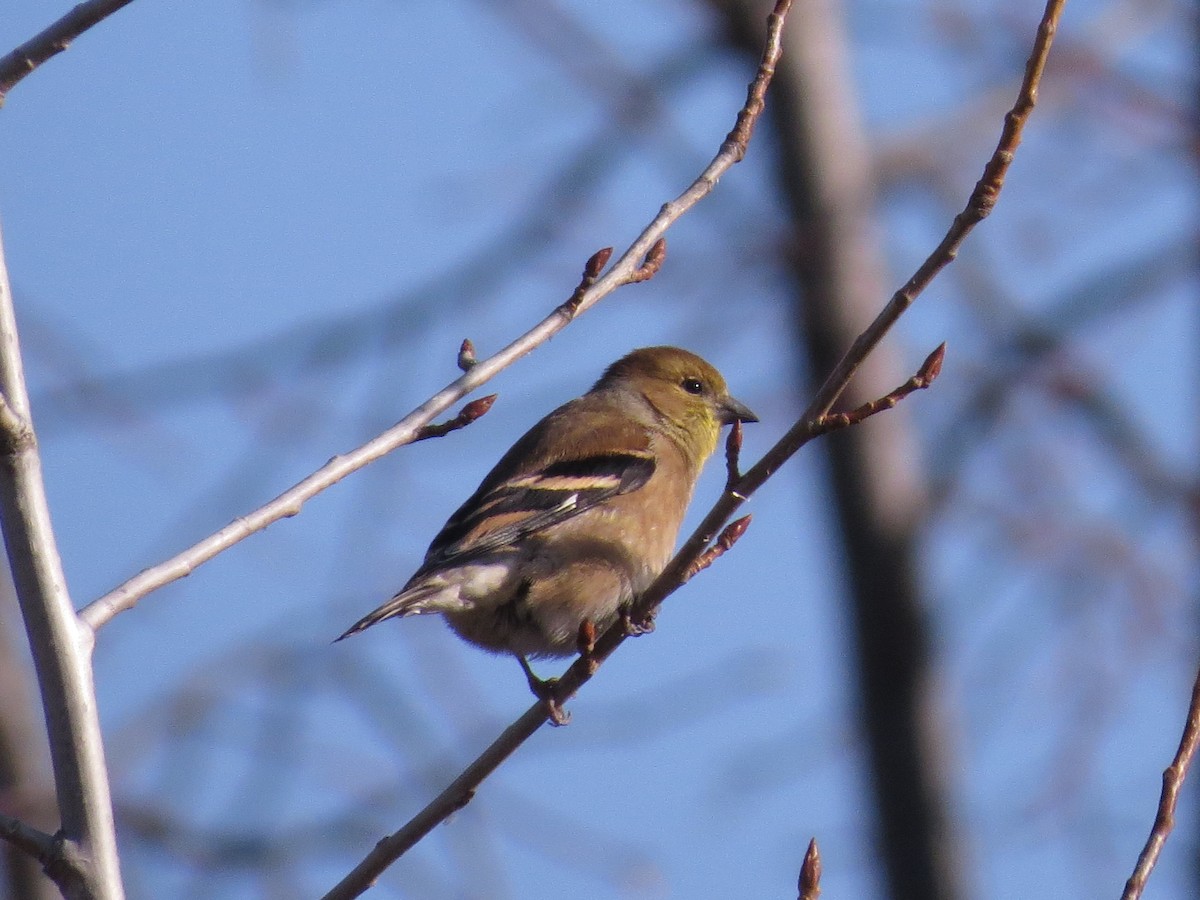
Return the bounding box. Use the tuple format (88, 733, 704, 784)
(412, 395, 497, 442)
(581, 348, 940, 672)
(724, 420, 744, 492)
(322, 0, 1066, 892)
(684, 515, 752, 581)
(626, 238, 667, 284)
(560, 247, 614, 316)
(811, 343, 945, 435)
(0, 0, 137, 105)
(322, 704, 548, 900)
(1120, 663, 1200, 900)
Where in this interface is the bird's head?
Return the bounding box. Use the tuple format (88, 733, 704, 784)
(595, 346, 758, 468)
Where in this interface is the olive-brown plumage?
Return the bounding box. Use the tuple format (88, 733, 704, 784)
(337, 346, 757, 665)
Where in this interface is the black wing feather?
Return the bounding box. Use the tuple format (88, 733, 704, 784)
(418, 452, 654, 572)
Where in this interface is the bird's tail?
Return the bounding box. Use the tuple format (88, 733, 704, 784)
(334, 584, 449, 642)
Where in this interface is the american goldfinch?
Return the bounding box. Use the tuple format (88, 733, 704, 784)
(337, 346, 757, 683)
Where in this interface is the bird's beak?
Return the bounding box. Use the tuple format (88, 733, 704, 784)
(718, 395, 759, 425)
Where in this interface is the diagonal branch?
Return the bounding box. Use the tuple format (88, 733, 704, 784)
(321, 0, 1066, 894)
(0, 0, 137, 105)
(1120, 663, 1200, 900)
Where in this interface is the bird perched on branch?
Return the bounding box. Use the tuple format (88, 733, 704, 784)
(337, 346, 757, 690)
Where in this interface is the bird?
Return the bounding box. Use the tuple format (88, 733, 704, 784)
(336, 346, 757, 695)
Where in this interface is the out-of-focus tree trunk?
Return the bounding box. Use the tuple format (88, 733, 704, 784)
(0, 571, 59, 900)
(711, 2, 962, 898)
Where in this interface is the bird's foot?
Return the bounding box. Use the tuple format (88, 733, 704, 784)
(518, 656, 570, 726)
(619, 603, 655, 637)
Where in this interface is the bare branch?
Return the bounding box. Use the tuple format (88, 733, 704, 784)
(797, 838, 821, 900)
(0, 222, 124, 896)
(0, 0, 137, 106)
(1120, 663, 1200, 900)
(81, 360, 508, 629)
(560, 0, 791, 314)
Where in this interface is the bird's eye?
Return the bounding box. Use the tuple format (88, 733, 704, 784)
(681, 377, 705, 395)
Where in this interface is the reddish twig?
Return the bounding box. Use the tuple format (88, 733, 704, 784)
(724, 420, 744, 491)
(0, 0, 136, 105)
(1121, 663, 1200, 900)
(684, 516, 752, 581)
(723, 5, 783, 159)
(560, 247, 614, 316)
(627, 238, 667, 284)
(412, 395, 497, 442)
(812, 343, 945, 435)
(798, 838, 822, 900)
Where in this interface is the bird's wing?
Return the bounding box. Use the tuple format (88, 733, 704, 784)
(418, 450, 655, 572)
(337, 450, 655, 641)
